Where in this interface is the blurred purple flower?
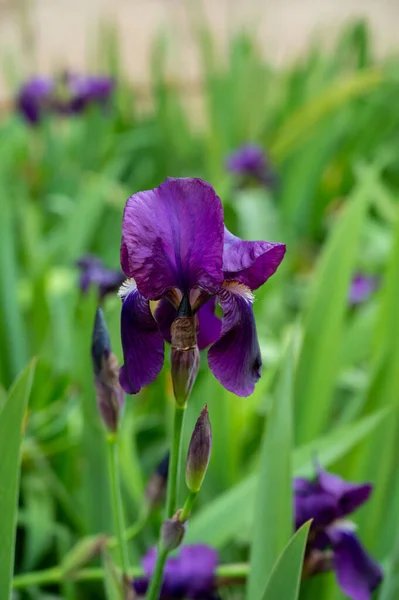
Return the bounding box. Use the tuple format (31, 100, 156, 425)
(118, 177, 286, 397)
(133, 545, 219, 599)
(17, 72, 114, 124)
(296, 465, 382, 600)
(225, 144, 276, 188)
(349, 274, 378, 305)
(76, 255, 124, 300)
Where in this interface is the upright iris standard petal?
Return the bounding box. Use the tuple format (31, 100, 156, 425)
(121, 178, 224, 299)
(294, 482, 337, 530)
(328, 529, 383, 600)
(223, 228, 286, 290)
(119, 283, 164, 394)
(316, 466, 372, 518)
(208, 284, 261, 396)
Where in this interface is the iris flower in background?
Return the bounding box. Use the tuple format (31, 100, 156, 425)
(118, 177, 285, 397)
(76, 255, 124, 300)
(349, 273, 378, 305)
(225, 144, 277, 189)
(133, 545, 220, 599)
(17, 72, 114, 124)
(296, 465, 383, 600)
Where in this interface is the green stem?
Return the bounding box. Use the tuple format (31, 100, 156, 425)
(12, 563, 249, 590)
(165, 406, 186, 518)
(146, 406, 186, 600)
(107, 434, 129, 575)
(179, 491, 197, 522)
(108, 504, 148, 549)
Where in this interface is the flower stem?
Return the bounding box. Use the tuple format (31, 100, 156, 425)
(12, 563, 249, 590)
(107, 434, 129, 575)
(145, 406, 186, 600)
(165, 406, 186, 518)
(179, 490, 198, 522)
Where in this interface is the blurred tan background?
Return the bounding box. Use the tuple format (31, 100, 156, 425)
(1, 0, 398, 100)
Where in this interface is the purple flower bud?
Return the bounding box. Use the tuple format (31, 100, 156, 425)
(170, 295, 200, 407)
(161, 516, 186, 552)
(186, 405, 212, 493)
(91, 308, 125, 432)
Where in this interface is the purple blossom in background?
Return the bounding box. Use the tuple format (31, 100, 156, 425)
(118, 177, 286, 397)
(225, 144, 277, 188)
(296, 465, 382, 600)
(17, 72, 114, 124)
(76, 255, 124, 300)
(133, 545, 219, 599)
(349, 274, 378, 305)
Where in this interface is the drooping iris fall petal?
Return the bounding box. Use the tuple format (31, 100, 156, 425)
(223, 228, 286, 291)
(208, 285, 261, 396)
(121, 178, 224, 299)
(119, 284, 164, 394)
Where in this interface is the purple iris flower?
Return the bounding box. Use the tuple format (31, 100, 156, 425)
(225, 144, 276, 188)
(296, 465, 383, 600)
(349, 274, 378, 305)
(118, 177, 286, 397)
(76, 255, 125, 300)
(133, 545, 219, 599)
(17, 73, 114, 124)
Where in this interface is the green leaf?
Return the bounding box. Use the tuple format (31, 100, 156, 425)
(247, 347, 293, 600)
(0, 361, 35, 600)
(260, 521, 311, 600)
(295, 166, 372, 443)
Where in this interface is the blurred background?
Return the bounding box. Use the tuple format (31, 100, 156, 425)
(2, 1, 399, 599)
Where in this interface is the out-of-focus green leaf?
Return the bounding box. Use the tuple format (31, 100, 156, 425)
(260, 521, 311, 600)
(247, 348, 293, 600)
(0, 361, 35, 600)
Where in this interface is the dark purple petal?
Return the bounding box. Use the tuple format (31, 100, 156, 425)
(135, 545, 219, 599)
(119, 284, 164, 394)
(208, 285, 261, 396)
(121, 178, 224, 299)
(223, 228, 286, 291)
(156, 297, 221, 351)
(295, 487, 338, 530)
(76, 254, 125, 298)
(316, 466, 372, 519)
(349, 274, 378, 305)
(17, 76, 53, 124)
(225, 144, 276, 188)
(328, 529, 383, 600)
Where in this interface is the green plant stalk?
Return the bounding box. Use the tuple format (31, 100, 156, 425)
(179, 491, 198, 522)
(145, 406, 186, 600)
(107, 434, 129, 575)
(12, 563, 249, 590)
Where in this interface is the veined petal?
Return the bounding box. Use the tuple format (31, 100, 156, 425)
(121, 178, 224, 299)
(208, 283, 261, 396)
(316, 466, 372, 519)
(223, 227, 286, 291)
(119, 282, 164, 394)
(328, 529, 383, 600)
(155, 297, 221, 351)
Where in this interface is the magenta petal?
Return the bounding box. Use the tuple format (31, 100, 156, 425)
(196, 298, 222, 350)
(316, 466, 372, 518)
(121, 178, 224, 299)
(208, 287, 261, 396)
(119, 288, 164, 394)
(223, 227, 286, 291)
(329, 529, 383, 600)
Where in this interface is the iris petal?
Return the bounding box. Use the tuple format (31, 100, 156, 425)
(328, 529, 383, 600)
(121, 178, 224, 299)
(119, 284, 164, 394)
(316, 466, 372, 518)
(208, 284, 261, 396)
(223, 227, 286, 291)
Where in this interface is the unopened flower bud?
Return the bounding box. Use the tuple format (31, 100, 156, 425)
(170, 295, 199, 407)
(91, 308, 125, 432)
(186, 405, 212, 493)
(161, 514, 186, 552)
(145, 452, 170, 508)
